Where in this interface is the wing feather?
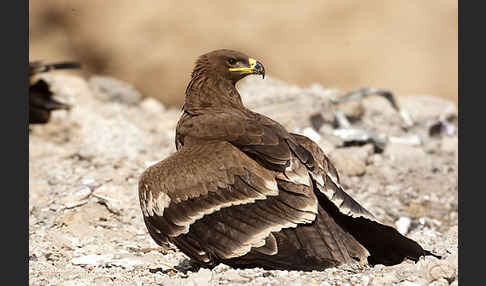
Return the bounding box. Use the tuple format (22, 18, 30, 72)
(139, 141, 319, 264)
(290, 132, 377, 221)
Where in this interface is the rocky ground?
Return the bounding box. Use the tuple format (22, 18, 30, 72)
(29, 73, 458, 286)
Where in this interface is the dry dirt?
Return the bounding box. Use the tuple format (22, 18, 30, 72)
(29, 1, 458, 107)
(29, 72, 458, 286)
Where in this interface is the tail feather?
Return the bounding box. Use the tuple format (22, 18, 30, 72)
(222, 204, 369, 271)
(316, 190, 440, 265)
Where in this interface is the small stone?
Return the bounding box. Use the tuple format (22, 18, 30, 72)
(80, 177, 94, 185)
(361, 275, 370, 285)
(336, 99, 364, 121)
(329, 144, 373, 176)
(72, 254, 113, 268)
(425, 260, 457, 283)
(223, 269, 250, 283)
(400, 281, 420, 286)
(107, 255, 144, 269)
(190, 268, 212, 286)
(429, 278, 450, 286)
(140, 97, 166, 114)
(424, 140, 442, 154)
(318, 124, 344, 147)
(388, 135, 422, 146)
(212, 263, 231, 273)
(71, 254, 143, 270)
(58, 185, 93, 209)
(95, 195, 123, 215)
(333, 128, 386, 152)
(89, 76, 142, 105)
(302, 127, 321, 143)
(369, 272, 399, 285)
(310, 113, 328, 131)
(395, 217, 412, 235)
(441, 136, 458, 154)
(384, 143, 426, 164)
(329, 152, 366, 176)
(397, 96, 457, 123)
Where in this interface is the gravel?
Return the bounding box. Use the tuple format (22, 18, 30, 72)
(29, 74, 458, 285)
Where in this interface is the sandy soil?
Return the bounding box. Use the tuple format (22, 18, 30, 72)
(29, 73, 458, 286)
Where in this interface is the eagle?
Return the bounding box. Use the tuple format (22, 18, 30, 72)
(29, 61, 81, 124)
(138, 49, 438, 271)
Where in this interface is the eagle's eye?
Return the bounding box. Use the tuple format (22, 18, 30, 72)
(228, 58, 237, 65)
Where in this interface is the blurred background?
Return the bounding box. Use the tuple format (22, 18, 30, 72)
(29, 0, 457, 107)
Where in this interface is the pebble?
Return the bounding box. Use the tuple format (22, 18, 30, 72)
(223, 269, 250, 283)
(395, 217, 412, 235)
(384, 143, 426, 164)
(212, 263, 231, 273)
(71, 254, 143, 270)
(441, 136, 458, 154)
(429, 278, 450, 286)
(361, 275, 370, 285)
(425, 260, 456, 283)
(72, 254, 114, 268)
(329, 144, 373, 176)
(190, 268, 212, 286)
(58, 186, 92, 209)
(302, 127, 322, 143)
(140, 97, 166, 113)
(88, 76, 142, 105)
(400, 281, 421, 286)
(388, 135, 422, 146)
(335, 100, 364, 120)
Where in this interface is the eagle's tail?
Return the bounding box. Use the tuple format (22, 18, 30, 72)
(315, 190, 440, 266)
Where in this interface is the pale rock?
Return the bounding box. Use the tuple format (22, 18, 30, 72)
(395, 217, 412, 235)
(329, 144, 373, 176)
(191, 268, 213, 286)
(441, 136, 458, 154)
(89, 76, 142, 105)
(302, 127, 321, 143)
(140, 97, 166, 114)
(429, 278, 450, 286)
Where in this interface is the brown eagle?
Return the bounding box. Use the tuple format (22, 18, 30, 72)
(139, 49, 438, 271)
(29, 61, 81, 124)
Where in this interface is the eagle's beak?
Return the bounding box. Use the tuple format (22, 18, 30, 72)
(229, 58, 265, 79)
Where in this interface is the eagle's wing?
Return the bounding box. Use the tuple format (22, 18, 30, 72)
(178, 110, 372, 221)
(290, 133, 439, 265)
(139, 141, 368, 268)
(166, 112, 437, 268)
(177, 110, 314, 174)
(290, 132, 376, 221)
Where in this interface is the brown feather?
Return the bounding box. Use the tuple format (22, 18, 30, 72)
(139, 49, 439, 271)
